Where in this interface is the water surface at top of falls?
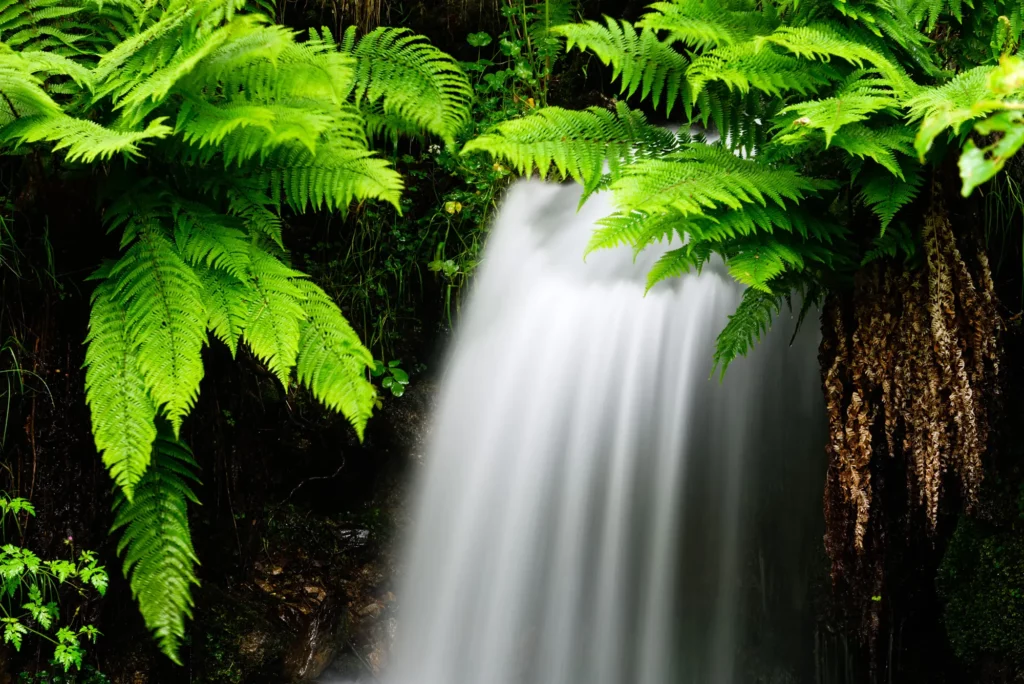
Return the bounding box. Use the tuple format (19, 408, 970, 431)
(381, 179, 826, 684)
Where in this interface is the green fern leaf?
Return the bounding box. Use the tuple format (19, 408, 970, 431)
(172, 202, 251, 280)
(260, 141, 403, 211)
(110, 429, 200, 665)
(610, 144, 816, 217)
(645, 242, 713, 292)
(109, 227, 207, 433)
(463, 103, 677, 194)
(640, 0, 774, 50)
(346, 26, 472, 145)
(295, 280, 375, 439)
(712, 284, 783, 376)
(556, 17, 689, 115)
(858, 163, 924, 230)
(1, 114, 172, 162)
(197, 264, 250, 356)
(240, 244, 305, 388)
(84, 279, 158, 499)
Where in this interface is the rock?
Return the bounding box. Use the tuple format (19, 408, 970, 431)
(282, 597, 348, 682)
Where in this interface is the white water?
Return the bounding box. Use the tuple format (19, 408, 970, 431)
(384, 180, 825, 684)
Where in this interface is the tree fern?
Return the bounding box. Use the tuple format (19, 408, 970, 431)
(110, 429, 200, 664)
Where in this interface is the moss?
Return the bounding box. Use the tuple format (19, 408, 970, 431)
(937, 515, 1024, 664)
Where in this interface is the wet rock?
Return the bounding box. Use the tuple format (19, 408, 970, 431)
(282, 597, 348, 682)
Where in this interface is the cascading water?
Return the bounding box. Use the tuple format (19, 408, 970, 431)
(384, 179, 826, 684)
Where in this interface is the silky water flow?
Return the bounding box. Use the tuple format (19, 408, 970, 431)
(382, 180, 827, 684)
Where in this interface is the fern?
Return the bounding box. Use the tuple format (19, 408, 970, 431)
(108, 227, 207, 434)
(609, 144, 816, 217)
(463, 102, 678, 196)
(240, 244, 306, 388)
(110, 430, 200, 664)
(1, 0, 467, 663)
(295, 280, 376, 439)
(712, 284, 784, 376)
(859, 163, 925, 230)
(84, 279, 158, 499)
(344, 26, 472, 145)
(556, 17, 690, 115)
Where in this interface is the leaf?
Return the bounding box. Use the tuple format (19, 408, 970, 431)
(960, 111, 1024, 196)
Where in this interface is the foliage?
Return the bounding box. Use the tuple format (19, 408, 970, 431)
(938, 515, 1024, 665)
(306, 0, 581, 358)
(464, 0, 1024, 372)
(0, 0, 470, 662)
(17, 666, 111, 684)
(0, 494, 107, 672)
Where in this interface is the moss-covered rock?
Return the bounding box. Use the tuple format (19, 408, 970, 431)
(938, 515, 1024, 672)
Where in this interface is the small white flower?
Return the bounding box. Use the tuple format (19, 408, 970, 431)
(428, 144, 441, 154)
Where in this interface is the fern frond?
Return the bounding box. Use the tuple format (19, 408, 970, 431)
(240, 244, 305, 388)
(858, 163, 925, 230)
(585, 210, 678, 257)
(84, 279, 158, 499)
(610, 144, 816, 217)
(172, 202, 251, 280)
(761, 25, 916, 96)
(345, 26, 472, 145)
(294, 280, 375, 439)
(111, 429, 200, 665)
(687, 41, 836, 97)
(109, 227, 207, 433)
(712, 284, 784, 376)
(725, 238, 804, 291)
(462, 103, 677, 194)
(556, 17, 689, 115)
(904, 66, 995, 159)
(1, 114, 172, 162)
(645, 242, 713, 292)
(640, 0, 775, 50)
(777, 73, 897, 145)
(226, 184, 283, 248)
(197, 264, 249, 356)
(260, 141, 403, 211)
(830, 123, 914, 178)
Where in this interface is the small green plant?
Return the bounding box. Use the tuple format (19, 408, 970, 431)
(0, 495, 108, 671)
(371, 359, 410, 398)
(17, 666, 111, 684)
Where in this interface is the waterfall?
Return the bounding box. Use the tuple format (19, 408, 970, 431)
(386, 179, 826, 684)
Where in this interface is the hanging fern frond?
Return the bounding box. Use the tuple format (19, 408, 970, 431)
(556, 17, 690, 115)
(240, 244, 305, 388)
(197, 263, 250, 356)
(344, 26, 472, 145)
(110, 430, 200, 664)
(905, 66, 995, 159)
(463, 102, 678, 195)
(295, 280, 376, 439)
(260, 141, 403, 211)
(639, 0, 776, 50)
(609, 144, 817, 217)
(712, 284, 784, 376)
(858, 163, 925, 230)
(84, 279, 158, 499)
(108, 227, 207, 434)
(1, 114, 173, 162)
